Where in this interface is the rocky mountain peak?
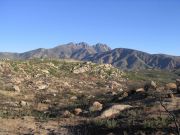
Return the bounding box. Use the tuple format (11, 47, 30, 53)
(93, 43, 111, 52)
(0, 43, 179, 70)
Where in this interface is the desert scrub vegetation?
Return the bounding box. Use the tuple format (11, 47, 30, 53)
(11, 62, 19, 72)
(91, 119, 118, 129)
(31, 110, 50, 122)
(143, 117, 172, 129)
(126, 70, 178, 84)
(48, 67, 59, 77)
(0, 59, 179, 135)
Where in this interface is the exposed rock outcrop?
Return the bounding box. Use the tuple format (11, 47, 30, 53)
(100, 104, 132, 118)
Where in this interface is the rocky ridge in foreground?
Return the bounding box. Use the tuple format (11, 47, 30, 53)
(0, 59, 179, 135)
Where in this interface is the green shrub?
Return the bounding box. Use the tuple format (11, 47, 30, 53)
(32, 110, 49, 122)
(93, 119, 118, 129)
(143, 117, 171, 128)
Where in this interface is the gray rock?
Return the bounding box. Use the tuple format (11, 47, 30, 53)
(13, 85, 20, 92)
(100, 104, 132, 118)
(19, 101, 29, 107)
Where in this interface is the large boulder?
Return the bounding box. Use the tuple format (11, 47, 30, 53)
(89, 101, 103, 112)
(100, 104, 132, 118)
(165, 83, 177, 90)
(74, 108, 82, 115)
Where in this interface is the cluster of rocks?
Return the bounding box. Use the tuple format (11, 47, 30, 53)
(61, 79, 180, 120)
(0, 60, 179, 129)
(72, 62, 124, 78)
(134, 79, 180, 93)
(62, 100, 133, 120)
(131, 79, 180, 100)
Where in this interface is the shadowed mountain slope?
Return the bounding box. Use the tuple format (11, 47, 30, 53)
(0, 43, 179, 70)
(83, 48, 180, 70)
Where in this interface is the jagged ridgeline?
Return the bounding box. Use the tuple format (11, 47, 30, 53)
(0, 42, 180, 70)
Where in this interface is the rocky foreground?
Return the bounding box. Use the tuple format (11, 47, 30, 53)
(0, 59, 179, 135)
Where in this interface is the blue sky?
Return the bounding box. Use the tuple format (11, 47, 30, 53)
(0, 0, 180, 55)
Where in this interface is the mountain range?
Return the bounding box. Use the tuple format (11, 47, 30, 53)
(0, 42, 180, 70)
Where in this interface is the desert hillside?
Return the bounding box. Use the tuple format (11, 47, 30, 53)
(0, 59, 179, 135)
